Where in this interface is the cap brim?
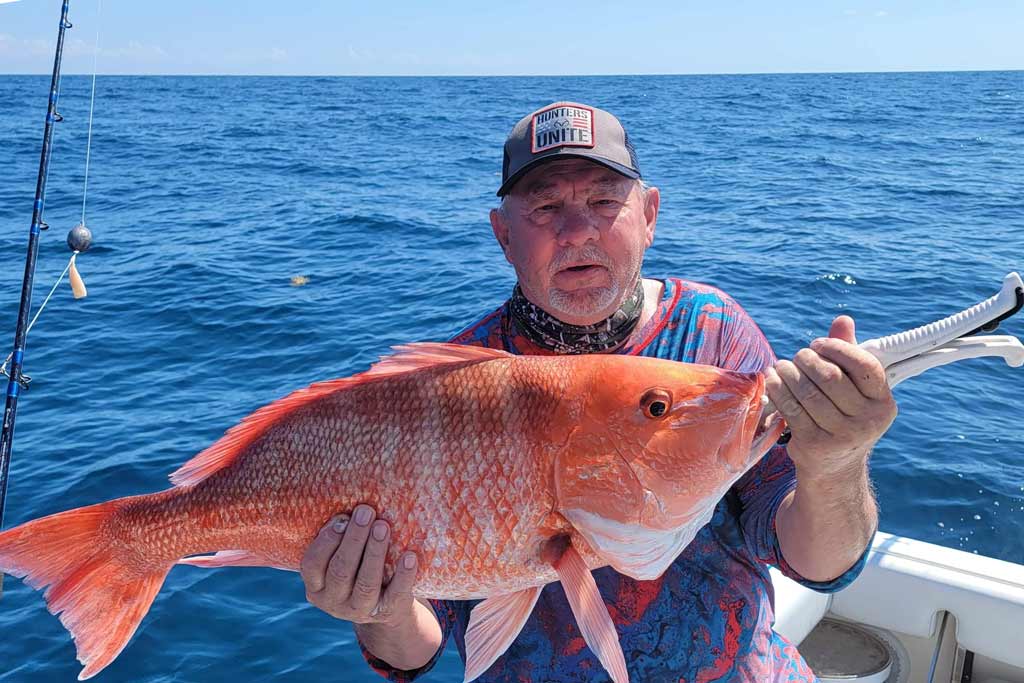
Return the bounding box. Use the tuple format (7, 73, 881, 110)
(496, 153, 641, 197)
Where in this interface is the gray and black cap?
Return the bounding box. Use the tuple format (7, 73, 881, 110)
(497, 101, 642, 197)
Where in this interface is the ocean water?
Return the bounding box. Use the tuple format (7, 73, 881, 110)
(0, 71, 1021, 682)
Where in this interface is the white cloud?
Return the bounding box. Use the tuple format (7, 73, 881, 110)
(875, 10, 889, 17)
(0, 34, 51, 57)
(844, 9, 858, 15)
(0, 33, 166, 63)
(103, 40, 168, 60)
(347, 44, 373, 62)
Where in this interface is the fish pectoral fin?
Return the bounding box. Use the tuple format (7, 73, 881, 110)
(463, 586, 542, 683)
(178, 550, 295, 572)
(553, 545, 630, 683)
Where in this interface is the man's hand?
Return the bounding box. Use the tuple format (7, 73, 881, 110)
(769, 315, 894, 582)
(302, 505, 443, 671)
(765, 315, 897, 482)
(301, 504, 419, 625)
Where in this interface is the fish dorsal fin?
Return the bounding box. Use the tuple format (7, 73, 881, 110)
(374, 342, 511, 372)
(169, 342, 511, 487)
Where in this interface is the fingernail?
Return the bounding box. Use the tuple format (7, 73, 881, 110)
(332, 519, 348, 534)
(403, 553, 416, 570)
(355, 506, 373, 526)
(372, 521, 388, 541)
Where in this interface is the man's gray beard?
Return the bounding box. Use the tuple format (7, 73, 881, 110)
(545, 247, 643, 321)
(548, 284, 620, 320)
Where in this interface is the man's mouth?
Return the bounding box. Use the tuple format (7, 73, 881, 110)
(559, 264, 603, 274)
(551, 265, 610, 291)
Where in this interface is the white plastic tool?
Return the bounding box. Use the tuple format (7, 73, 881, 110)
(880, 334, 1024, 387)
(760, 272, 1024, 426)
(860, 272, 1024, 385)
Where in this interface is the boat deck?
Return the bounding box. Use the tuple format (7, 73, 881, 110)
(773, 532, 1024, 683)
(799, 612, 1024, 683)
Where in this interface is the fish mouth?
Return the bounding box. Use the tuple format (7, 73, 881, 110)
(752, 415, 773, 441)
(746, 380, 787, 460)
(752, 395, 773, 438)
(750, 408, 786, 460)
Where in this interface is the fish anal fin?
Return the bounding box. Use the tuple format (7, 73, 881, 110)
(553, 545, 630, 683)
(463, 586, 542, 683)
(178, 549, 295, 572)
(169, 343, 510, 488)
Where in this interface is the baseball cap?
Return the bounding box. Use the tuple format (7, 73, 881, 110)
(497, 101, 642, 197)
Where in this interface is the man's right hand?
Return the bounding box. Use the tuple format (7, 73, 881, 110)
(301, 504, 419, 625)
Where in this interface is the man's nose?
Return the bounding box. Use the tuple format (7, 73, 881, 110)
(556, 207, 599, 247)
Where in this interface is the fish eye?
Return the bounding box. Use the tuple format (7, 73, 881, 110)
(640, 389, 672, 419)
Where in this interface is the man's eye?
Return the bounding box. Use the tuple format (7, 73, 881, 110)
(594, 199, 618, 206)
(536, 204, 558, 212)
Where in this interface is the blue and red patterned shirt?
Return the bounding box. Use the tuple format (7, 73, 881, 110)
(360, 277, 871, 682)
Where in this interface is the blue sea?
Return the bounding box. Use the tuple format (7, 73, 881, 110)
(0, 71, 1022, 682)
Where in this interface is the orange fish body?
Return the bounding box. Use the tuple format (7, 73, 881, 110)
(0, 343, 779, 681)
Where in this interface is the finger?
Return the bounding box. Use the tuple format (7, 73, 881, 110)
(791, 347, 869, 418)
(300, 514, 349, 594)
(810, 338, 891, 401)
(778, 353, 849, 434)
(829, 315, 857, 344)
(765, 365, 822, 437)
(380, 552, 419, 620)
(348, 520, 390, 614)
(322, 504, 376, 605)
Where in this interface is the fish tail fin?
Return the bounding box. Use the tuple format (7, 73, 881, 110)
(0, 499, 172, 680)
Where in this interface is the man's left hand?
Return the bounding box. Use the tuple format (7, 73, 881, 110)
(764, 315, 898, 483)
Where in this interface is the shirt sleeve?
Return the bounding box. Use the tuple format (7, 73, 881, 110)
(713, 293, 873, 593)
(358, 599, 456, 682)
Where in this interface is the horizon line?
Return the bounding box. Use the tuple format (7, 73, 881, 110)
(1, 67, 1022, 78)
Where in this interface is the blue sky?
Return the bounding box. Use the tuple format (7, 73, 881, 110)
(1, 0, 1022, 76)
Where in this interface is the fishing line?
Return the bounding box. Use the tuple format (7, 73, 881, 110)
(80, 0, 101, 228)
(0, 253, 82, 382)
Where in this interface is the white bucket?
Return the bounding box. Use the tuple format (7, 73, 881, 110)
(800, 618, 895, 683)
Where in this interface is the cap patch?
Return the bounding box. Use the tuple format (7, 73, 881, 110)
(531, 104, 595, 154)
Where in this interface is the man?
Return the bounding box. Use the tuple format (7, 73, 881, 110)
(300, 102, 896, 681)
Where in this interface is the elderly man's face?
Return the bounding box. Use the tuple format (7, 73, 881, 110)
(490, 158, 660, 326)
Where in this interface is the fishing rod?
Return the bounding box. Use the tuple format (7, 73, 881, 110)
(0, 0, 94, 597)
